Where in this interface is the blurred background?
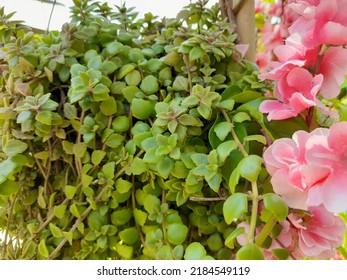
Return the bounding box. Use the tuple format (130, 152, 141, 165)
(0, 0, 219, 31)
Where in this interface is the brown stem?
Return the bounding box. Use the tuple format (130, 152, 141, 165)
(34, 198, 69, 236)
(183, 54, 193, 93)
(221, 109, 248, 157)
(29, 142, 48, 182)
(101, 115, 113, 151)
(1, 193, 18, 259)
(44, 139, 53, 196)
(75, 110, 85, 177)
(47, 185, 108, 259)
(189, 196, 227, 201)
(220, 0, 236, 25)
(161, 189, 168, 245)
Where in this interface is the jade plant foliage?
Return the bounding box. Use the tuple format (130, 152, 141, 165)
(0, 0, 296, 260)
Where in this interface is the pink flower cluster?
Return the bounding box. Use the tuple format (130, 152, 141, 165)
(259, 0, 347, 121)
(262, 122, 347, 258)
(264, 122, 347, 213)
(236, 205, 345, 259)
(255, 0, 298, 71)
(275, 206, 345, 259)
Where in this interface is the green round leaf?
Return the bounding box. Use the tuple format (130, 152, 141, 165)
(112, 116, 131, 133)
(140, 75, 159, 95)
(223, 193, 248, 224)
(239, 155, 263, 182)
(38, 240, 49, 259)
(236, 244, 265, 260)
(133, 208, 148, 226)
(111, 208, 132, 226)
(184, 242, 207, 260)
(207, 232, 223, 251)
(167, 223, 188, 245)
(131, 99, 153, 120)
(115, 178, 133, 194)
(189, 46, 205, 61)
(87, 211, 107, 231)
(0, 180, 20, 196)
(106, 42, 124, 56)
(172, 76, 188, 91)
(272, 248, 290, 260)
(117, 64, 135, 80)
(3, 139, 28, 156)
(213, 122, 232, 141)
(84, 49, 98, 63)
(100, 96, 117, 116)
(125, 70, 142, 86)
(119, 227, 139, 245)
(263, 193, 288, 222)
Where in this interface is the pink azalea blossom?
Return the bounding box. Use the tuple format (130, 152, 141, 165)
(263, 128, 329, 209)
(289, 0, 347, 48)
(277, 206, 345, 259)
(259, 67, 323, 120)
(304, 122, 347, 213)
(318, 47, 347, 99)
(256, 52, 272, 72)
(236, 205, 345, 259)
(263, 122, 347, 213)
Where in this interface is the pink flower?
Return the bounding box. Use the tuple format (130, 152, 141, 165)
(256, 52, 272, 72)
(259, 67, 323, 120)
(289, 0, 347, 48)
(305, 122, 347, 213)
(263, 122, 347, 213)
(318, 47, 347, 99)
(236, 205, 345, 259)
(286, 206, 345, 259)
(263, 128, 330, 209)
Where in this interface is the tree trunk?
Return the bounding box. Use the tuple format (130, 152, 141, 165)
(220, 0, 256, 62)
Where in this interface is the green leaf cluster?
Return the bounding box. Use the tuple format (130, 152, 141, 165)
(0, 0, 294, 261)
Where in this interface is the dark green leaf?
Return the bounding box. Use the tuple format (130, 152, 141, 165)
(0, 180, 20, 196)
(272, 248, 290, 260)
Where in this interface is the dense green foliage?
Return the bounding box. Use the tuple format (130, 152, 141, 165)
(0, 0, 298, 259)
